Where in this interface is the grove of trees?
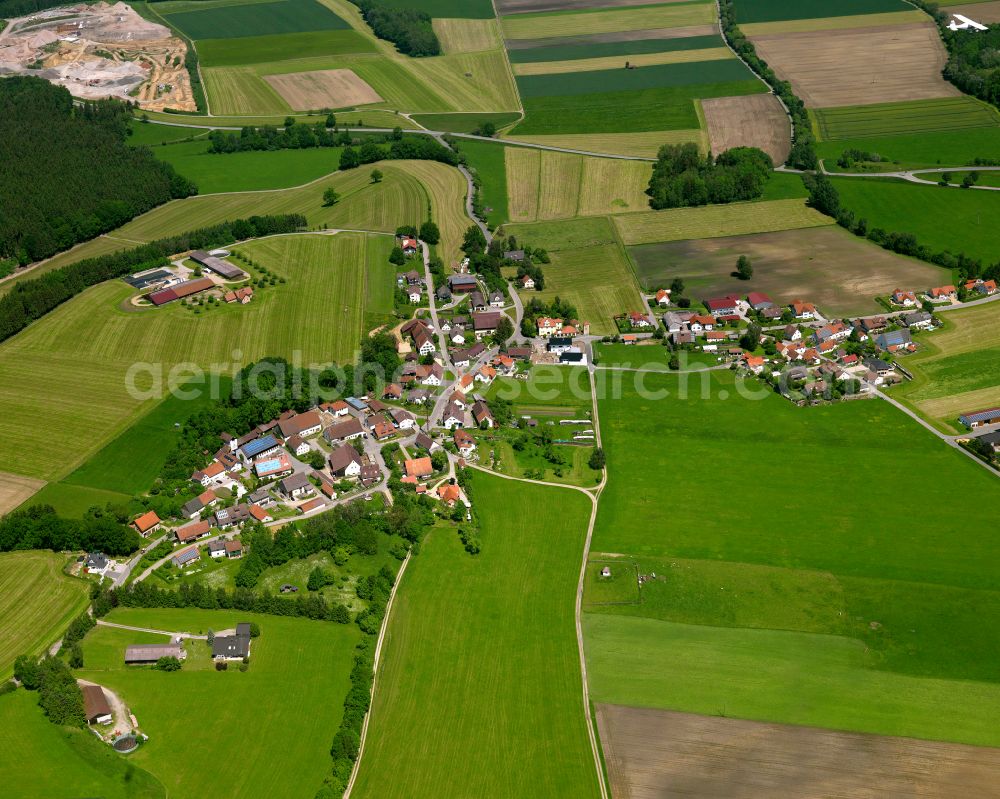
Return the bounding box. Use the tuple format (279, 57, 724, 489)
(646, 144, 773, 209)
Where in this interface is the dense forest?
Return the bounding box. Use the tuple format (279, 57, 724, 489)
(0, 78, 197, 264)
(0, 0, 67, 16)
(349, 0, 440, 56)
(646, 143, 773, 209)
(0, 214, 305, 343)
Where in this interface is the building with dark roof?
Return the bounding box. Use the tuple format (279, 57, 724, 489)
(213, 624, 253, 661)
(124, 643, 185, 665)
(148, 277, 215, 306)
(241, 434, 281, 460)
(82, 685, 113, 725)
(189, 250, 245, 280)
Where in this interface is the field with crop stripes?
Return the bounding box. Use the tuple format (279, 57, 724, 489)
(160, 0, 350, 40)
(612, 198, 832, 245)
(813, 97, 1000, 140)
(734, 0, 909, 24)
(504, 129, 706, 157)
(197, 30, 376, 67)
(0, 233, 392, 480)
(204, 67, 290, 115)
(0, 551, 90, 679)
(501, 2, 716, 39)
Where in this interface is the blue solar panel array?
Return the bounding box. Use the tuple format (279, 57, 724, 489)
(242, 434, 279, 458)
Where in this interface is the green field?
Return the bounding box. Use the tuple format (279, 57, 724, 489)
(735, 0, 909, 24)
(513, 81, 764, 134)
(816, 126, 1000, 170)
(76, 608, 360, 799)
(410, 112, 522, 133)
(139, 109, 419, 129)
(832, 177, 1000, 264)
(582, 368, 1000, 744)
(454, 139, 509, 226)
(128, 123, 208, 147)
(501, 2, 717, 39)
(197, 29, 375, 67)
(0, 232, 394, 481)
(813, 97, 1000, 141)
(485, 367, 594, 416)
(351, 473, 601, 798)
(151, 140, 344, 193)
(508, 34, 723, 64)
(162, 0, 349, 40)
(0, 689, 165, 799)
(370, 0, 495, 16)
(0, 551, 90, 679)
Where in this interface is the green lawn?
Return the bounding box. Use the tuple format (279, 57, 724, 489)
(20, 483, 132, 517)
(453, 139, 509, 226)
(832, 177, 1000, 265)
(151, 140, 343, 193)
(815, 127, 1000, 170)
(0, 551, 90, 679)
(410, 112, 522, 133)
(77, 607, 360, 799)
(584, 614, 1000, 747)
(128, 122, 209, 147)
(0, 690, 165, 799)
(484, 367, 594, 417)
(735, 0, 909, 23)
(351, 473, 601, 798)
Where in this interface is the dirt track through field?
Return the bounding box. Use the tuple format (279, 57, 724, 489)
(505, 24, 717, 48)
(750, 22, 959, 108)
(264, 69, 382, 111)
(701, 94, 790, 164)
(597, 704, 1000, 799)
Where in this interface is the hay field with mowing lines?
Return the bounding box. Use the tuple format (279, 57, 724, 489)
(501, 2, 716, 39)
(735, 0, 909, 24)
(505, 148, 652, 222)
(433, 18, 501, 53)
(511, 46, 732, 74)
(197, 30, 376, 67)
(0, 233, 389, 480)
(815, 127, 1000, 170)
(204, 67, 290, 115)
(893, 302, 1000, 430)
(351, 474, 601, 799)
(750, 23, 958, 108)
(0, 551, 90, 678)
(701, 94, 790, 164)
(813, 97, 1000, 140)
(264, 69, 382, 110)
(613, 198, 831, 245)
(504, 129, 706, 157)
(627, 225, 946, 315)
(396, 50, 520, 113)
(506, 32, 722, 62)
(0, 472, 45, 514)
(739, 9, 925, 35)
(77, 608, 360, 799)
(595, 704, 1000, 799)
(507, 216, 645, 333)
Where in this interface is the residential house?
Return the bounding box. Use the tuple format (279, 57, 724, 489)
(493, 354, 516, 375)
(436, 284, 452, 303)
(223, 287, 253, 304)
(489, 290, 505, 308)
(441, 402, 465, 429)
(403, 269, 421, 286)
(437, 482, 462, 506)
(863, 358, 895, 379)
(622, 334, 637, 345)
(448, 274, 478, 293)
(790, 300, 817, 320)
(892, 289, 918, 307)
(383, 383, 403, 401)
(225, 540, 244, 558)
(212, 623, 252, 661)
(214, 504, 253, 530)
(371, 417, 396, 441)
(359, 459, 381, 486)
(705, 295, 740, 315)
(784, 325, 802, 341)
(248, 488, 274, 508)
(547, 336, 574, 354)
(413, 327, 436, 356)
(415, 431, 438, 452)
(507, 346, 531, 361)
(325, 400, 350, 417)
(181, 490, 217, 520)
(472, 400, 494, 428)
(323, 417, 365, 444)
(840, 353, 860, 367)
(405, 457, 433, 479)
(173, 546, 200, 568)
(746, 292, 773, 311)
(390, 408, 416, 429)
(536, 317, 562, 337)
(208, 540, 227, 559)
(176, 519, 211, 544)
(761, 307, 783, 321)
(672, 330, 694, 347)
(812, 321, 850, 345)
(285, 435, 310, 457)
(328, 445, 363, 478)
(280, 473, 314, 500)
(663, 311, 692, 333)
(254, 453, 293, 479)
(131, 511, 161, 536)
(976, 430, 1000, 453)
(876, 329, 913, 353)
(191, 461, 225, 486)
(504, 249, 526, 262)
(904, 311, 934, 330)
(559, 349, 585, 364)
(929, 285, 957, 302)
(85, 552, 109, 577)
(417, 363, 443, 386)
(407, 287, 422, 304)
(744, 354, 765, 374)
(470, 291, 487, 312)
(858, 316, 887, 335)
(407, 388, 430, 405)
(472, 312, 502, 339)
(519, 275, 535, 290)
(400, 237, 418, 255)
(628, 311, 652, 329)
(655, 289, 671, 306)
(454, 429, 476, 458)
(959, 407, 1000, 429)
(688, 314, 715, 333)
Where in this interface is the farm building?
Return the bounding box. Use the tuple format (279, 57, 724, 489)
(241, 434, 282, 460)
(254, 453, 293, 479)
(189, 250, 245, 280)
(124, 268, 173, 290)
(148, 277, 214, 306)
(131, 510, 160, 535)
(959, 408, 1000, 429)
(81, 684, 113, 725)
(125, 643, 185, 665)
(176, 519, 211, 544)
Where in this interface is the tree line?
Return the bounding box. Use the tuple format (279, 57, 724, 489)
(647, 143, 773, 209)
(349, 0, 440, 57)
(804, 173, 1000, 282)
(718, 0, 817, 170)
(0, 504, 143, 556)
(0, 213, 305, 344)
(0, 78, 197, 265)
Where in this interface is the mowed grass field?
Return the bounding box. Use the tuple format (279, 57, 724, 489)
(0, 232, 389, 482)
(832, 177, 1000, 265)
(506, 216, 645, 333)
(627, 225, 947, 315)
(613, 198, 832, 245)
(892, 301, 1000, 430)
(815, 127, 1000, 170)
(812, 97, 1000, 140)
(582, 369, 1000, 745)
(76, 608, 360, 799)
(158, 0, 350, 40)
(501, 1, 717, 39)
(454, 139, 509, 226)
(351, 473, 602, 799)
(0, 551, 90, 679)
(504, 148, 653, 222)
(0, 689, 165, 799)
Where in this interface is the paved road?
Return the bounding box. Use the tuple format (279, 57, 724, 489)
(778, 163, 1000, 192)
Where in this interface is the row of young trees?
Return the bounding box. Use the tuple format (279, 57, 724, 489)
(349, 0, 440, 57)
(804, 173, 1000, 282)
(646, 144, 773, 209)
(0, 213, 305, 344)
(0, 78, 198, 265)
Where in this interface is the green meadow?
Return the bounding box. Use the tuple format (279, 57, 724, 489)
(410, 112, 522, 133)
(453, 139, 509, 226)
(832, 177, 1000, 264)
(161, 0, 349, 40)
(816, 128, 1000, 170)
(351, 473, 601, 799)
(508, 34, 724, 64)
(812, 97, 1000, 141)
(372, 0, 495, 16)
(77, 608, 360, 799)
(734, 0, 909, 24)
(196, 30, 375, 67)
